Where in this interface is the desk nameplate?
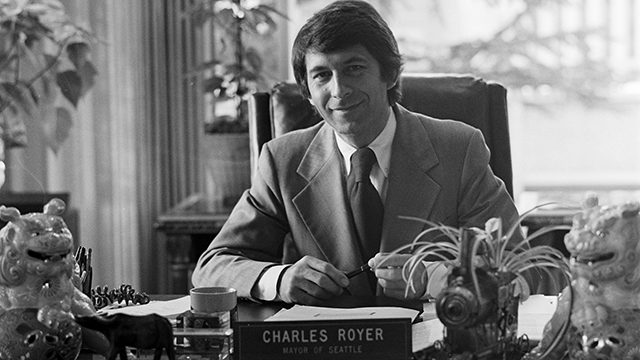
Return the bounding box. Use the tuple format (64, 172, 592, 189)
(235, 318, 412, 360)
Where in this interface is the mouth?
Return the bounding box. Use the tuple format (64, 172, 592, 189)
(27, 249, 71, 262)
(571, 252, 615, 266)
(331, 100, 362, 111)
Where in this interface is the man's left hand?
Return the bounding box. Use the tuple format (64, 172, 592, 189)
(368, 253, 427, 300)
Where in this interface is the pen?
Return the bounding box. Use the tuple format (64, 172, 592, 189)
(346, 264, 371, 278)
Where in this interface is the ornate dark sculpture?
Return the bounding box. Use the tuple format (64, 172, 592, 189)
(90, 283, 150, 310)
(76, 313, 175, 360)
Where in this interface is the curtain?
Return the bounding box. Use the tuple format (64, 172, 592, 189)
(5, 0, 203, 293)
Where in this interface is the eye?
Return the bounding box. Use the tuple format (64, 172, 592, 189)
(312, 71, 330, 82)
(346, 64, 365, 74)
(595, 230, 609, 238)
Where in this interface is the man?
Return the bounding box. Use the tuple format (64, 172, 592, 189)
(192, 0, 523, 305)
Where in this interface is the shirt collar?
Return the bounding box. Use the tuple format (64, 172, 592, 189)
(335, 108, 396, 177)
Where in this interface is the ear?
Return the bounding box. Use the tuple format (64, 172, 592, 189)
(43, 198, 66, 216)
(386, 70, 400, 90)
(0, 206, 20, 222)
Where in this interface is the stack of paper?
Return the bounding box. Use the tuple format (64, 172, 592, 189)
(97, 295, 190, 319)
(266, 305, 420, 322)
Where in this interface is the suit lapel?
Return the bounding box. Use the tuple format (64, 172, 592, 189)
(292, 125, 365, 274)
(381, 106, 442, 252)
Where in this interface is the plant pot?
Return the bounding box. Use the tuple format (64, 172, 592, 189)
(202, 132, 251, 211)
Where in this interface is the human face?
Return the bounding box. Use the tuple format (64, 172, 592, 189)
(305, 45, 395, 148)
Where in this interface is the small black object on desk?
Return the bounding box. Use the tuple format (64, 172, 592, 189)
(346, 264, 372, 278)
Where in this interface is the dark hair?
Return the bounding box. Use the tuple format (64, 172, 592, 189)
(292, 0, 404, 105)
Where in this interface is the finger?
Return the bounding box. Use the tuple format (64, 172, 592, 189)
(372, 253, 411, 269)
(304, 257, 349, 291)
(285, 285, 332, 305)
(379, 277, 424, 300)
(382, 287, 409, 299)
(294, 273, 343, 300)
(377, 278, 407, 291)
(369, 252, 391, 268)
(382, 286, 421, 300)
(280, 258, 344, 302)
(374, 267, 405, 282)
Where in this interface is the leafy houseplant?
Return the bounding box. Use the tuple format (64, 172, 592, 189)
(385, 208, 571, 357)
(390, 214, 571, 298)
(0, 0, 96, 157)
(187, 0, 285, 209)
(189, 0, 285, 134)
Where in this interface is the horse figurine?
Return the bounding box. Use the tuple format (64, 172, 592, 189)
(76, 312, 175, 360)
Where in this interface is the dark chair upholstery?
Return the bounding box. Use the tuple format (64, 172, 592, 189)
(248, 73, 514, 196)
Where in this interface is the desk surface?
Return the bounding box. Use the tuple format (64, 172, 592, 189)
(143, 294, 551, 358)
(151, 294, 424, 323)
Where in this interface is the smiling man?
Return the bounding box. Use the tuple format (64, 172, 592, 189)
(304, 44, 392, 148)
(192, 0, 524, 305)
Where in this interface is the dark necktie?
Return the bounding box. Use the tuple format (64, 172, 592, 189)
(348, 147, 384, 291)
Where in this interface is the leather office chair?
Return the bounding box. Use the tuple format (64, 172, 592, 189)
(248, 73, 514, 197)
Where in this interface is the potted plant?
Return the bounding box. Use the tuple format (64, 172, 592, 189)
(188, 0, 285, 209)
(0, 0, 96, 187)
(385, 207, 571, 358)
(188, 0, 285, 133)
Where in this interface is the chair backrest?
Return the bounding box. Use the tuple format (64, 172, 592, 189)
(248, 73, 513, 196)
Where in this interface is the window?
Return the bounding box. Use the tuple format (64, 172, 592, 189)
(292, 0, 640, 209)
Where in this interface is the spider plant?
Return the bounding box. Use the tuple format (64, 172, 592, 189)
(380, 203, 573, 299)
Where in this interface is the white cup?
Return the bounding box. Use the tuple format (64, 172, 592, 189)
(190, 287, 237, 314)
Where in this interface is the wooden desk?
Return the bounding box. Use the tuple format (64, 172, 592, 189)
(155, 194, 231, 294)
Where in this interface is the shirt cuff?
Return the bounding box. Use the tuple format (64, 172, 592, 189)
(253, 264, 289, 301)
(422, 262, 448, 300)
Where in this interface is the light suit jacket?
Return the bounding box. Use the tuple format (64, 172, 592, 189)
(192, 105, 520, 299)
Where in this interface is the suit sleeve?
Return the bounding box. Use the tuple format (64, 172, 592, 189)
(457, 129, 520, 233)
(457, 129, 544, 293)
(191, 145, 290, 299)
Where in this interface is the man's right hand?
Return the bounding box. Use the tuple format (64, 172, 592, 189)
(278, 256, 349, 305)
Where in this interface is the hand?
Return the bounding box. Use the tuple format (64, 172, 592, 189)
(368, 253, 427, 300)
(279, 256, 349, 305)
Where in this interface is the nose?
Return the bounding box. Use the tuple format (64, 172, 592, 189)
(329, 74, 352, 99)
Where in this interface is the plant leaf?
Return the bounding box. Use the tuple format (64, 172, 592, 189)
(66, 41, 90, 69)
(56, 69, 81, 106)
(43, 105, 73, 153)
(76, 60, 97, 97)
